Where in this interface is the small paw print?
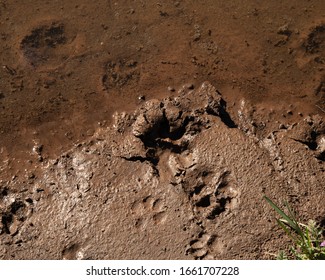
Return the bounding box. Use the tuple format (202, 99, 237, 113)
(130, 195, 167, 229)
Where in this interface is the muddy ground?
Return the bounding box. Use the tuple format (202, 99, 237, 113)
(0, 0, 324, 259)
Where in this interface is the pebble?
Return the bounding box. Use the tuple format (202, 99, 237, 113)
(277, 24, 292, 36)
(167, 86, 175, 92)
(32, 144, 43, 155)
(186, 83, 194, 90)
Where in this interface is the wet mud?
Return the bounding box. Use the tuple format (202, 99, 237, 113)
(0, 1, 324, 259)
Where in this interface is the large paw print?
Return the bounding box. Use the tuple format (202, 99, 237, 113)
(192, 170, 239, 220)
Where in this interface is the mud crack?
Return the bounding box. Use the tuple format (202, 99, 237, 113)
(120, 154, 160, 176)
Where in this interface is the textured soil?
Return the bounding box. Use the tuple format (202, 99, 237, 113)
(0, 1, 324, 259)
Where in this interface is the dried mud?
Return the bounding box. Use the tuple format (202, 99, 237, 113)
(0, 1, 324, 259)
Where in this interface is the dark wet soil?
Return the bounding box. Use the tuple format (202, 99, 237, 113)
(0, 1, 324, 259)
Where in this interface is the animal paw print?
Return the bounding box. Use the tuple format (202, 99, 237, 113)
(302, 22, 325, 55)
(186, 232, 215, 259)
(192, 170, 239, 220)
(130, 195, 167, 229)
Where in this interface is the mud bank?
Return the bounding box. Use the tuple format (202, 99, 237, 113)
(1, 0, 325, 259)
(1, 82, 324, 259)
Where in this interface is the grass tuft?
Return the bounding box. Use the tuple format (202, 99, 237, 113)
(264, 195, 325, 260)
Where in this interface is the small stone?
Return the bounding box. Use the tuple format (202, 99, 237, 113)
(186, 83, 194, 90)
(277, 24, 292, 36)
(304, 116, 313, 125)
(317, 137, 325, 153)
(32, 144, 43, 155)
(167, 86, 175, 92)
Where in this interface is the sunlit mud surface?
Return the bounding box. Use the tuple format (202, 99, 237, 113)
(0, 1, 324, 259)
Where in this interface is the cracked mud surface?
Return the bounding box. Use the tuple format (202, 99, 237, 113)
(1, 1, 324, 259)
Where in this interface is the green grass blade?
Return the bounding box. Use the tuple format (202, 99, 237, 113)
(264, 196, 298, 230)
(284, 201, 304, 236)
(276, 219, 297, 243)
(305, 227, 312, 248)
(264, 195, 325, 260)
